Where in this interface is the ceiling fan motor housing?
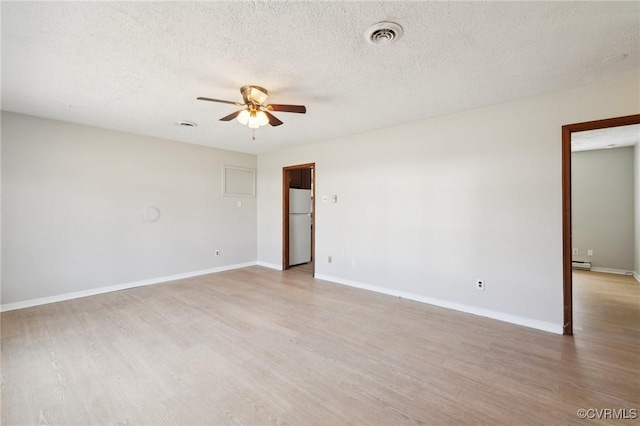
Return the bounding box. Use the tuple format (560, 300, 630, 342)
(241, 85, 269, 105)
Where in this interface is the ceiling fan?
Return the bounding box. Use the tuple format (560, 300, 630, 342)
(197, 85, 306, 135)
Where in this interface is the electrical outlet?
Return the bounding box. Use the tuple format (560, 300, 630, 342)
(587, 249, 593, 256)
(351, 259, 357, 268)
(572, 248, 579, 255)
(476, 279, 485, 291)
(215, 250, 220, 256)
(327, 256, 332, 263)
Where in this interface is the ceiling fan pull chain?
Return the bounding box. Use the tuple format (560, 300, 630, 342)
(252, 128, 255, 141)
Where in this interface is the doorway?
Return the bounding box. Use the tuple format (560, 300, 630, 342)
(282, 163, 315, 275)
(562, 114, 640, 335)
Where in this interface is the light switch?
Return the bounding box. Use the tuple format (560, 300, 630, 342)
(587, 249, 593, 256)
(237, 201, 242, 208)
(332, 195, 337, 203)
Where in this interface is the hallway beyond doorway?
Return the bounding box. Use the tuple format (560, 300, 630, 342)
(573, 270, 639, 344)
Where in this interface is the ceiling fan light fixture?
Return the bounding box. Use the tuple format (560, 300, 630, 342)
(237, 109, 250, 125)
(257, 110, 269, 126)
(198, 85, 305, 134)
(238, 109, 269, 129)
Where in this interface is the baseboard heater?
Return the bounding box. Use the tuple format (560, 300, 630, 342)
(572, 261, 592, 271)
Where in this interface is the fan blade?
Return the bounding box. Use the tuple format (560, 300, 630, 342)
(266, 104, 306, 114)
(220, 110, 242, 121)
(197, 97, 243, 106)
(264, 111, 284, 126)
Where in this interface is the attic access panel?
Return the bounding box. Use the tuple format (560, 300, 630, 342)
(223, 166, 256, 197)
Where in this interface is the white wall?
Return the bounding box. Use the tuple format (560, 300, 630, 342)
(635, 144, 640, 278)
(257, 72, 639, 333)
(572, 147, 635, 271)
(1, 112, 257, 306)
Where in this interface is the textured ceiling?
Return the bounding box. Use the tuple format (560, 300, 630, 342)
(2, 1, 639, 154)
(571, 124, 640, 152)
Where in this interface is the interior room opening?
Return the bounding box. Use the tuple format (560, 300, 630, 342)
(282, 164, 315, 276)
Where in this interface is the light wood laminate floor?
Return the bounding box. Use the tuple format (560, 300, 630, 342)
(1, 267, 638, 425)
(287, 262, 313, 276)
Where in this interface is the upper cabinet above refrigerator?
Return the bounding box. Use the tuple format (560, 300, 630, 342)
(289, 168, 312, 190)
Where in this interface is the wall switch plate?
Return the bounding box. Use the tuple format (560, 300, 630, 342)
(327, 256, 332, 263)
(215, 250, 220, 256)
(237, 201, 242, 208)
(587, 249, 593, 256)
(351, 259, 357, 268)
(322, 195, 328, 203)
(476, 279, 485, 290)
(572, 248, 579, 255)
(332, 195, 338, 203)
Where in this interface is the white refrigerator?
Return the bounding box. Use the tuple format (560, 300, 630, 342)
(289, 188, 312, 266)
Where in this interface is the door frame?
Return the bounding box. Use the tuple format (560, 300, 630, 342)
(562, 113, 640, 335)
(282, 163, 315, 274)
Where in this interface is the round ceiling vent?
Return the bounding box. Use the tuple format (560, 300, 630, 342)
(177, 120, 197, 127)
(365, 21, 403, 45)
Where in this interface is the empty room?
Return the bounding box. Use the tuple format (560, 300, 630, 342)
(1, 1, 639, 425)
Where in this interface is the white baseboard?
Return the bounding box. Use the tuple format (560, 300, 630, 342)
(634, 271, 640, 283)
(590, 267, 635, 276)
(314, 274, 562, 335)
(0, 261, 257, 312)
(256, 261, 283, 271)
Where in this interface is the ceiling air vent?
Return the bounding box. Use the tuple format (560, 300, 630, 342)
(177, 121, 197, 127)
(365, 22, 403, 45)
